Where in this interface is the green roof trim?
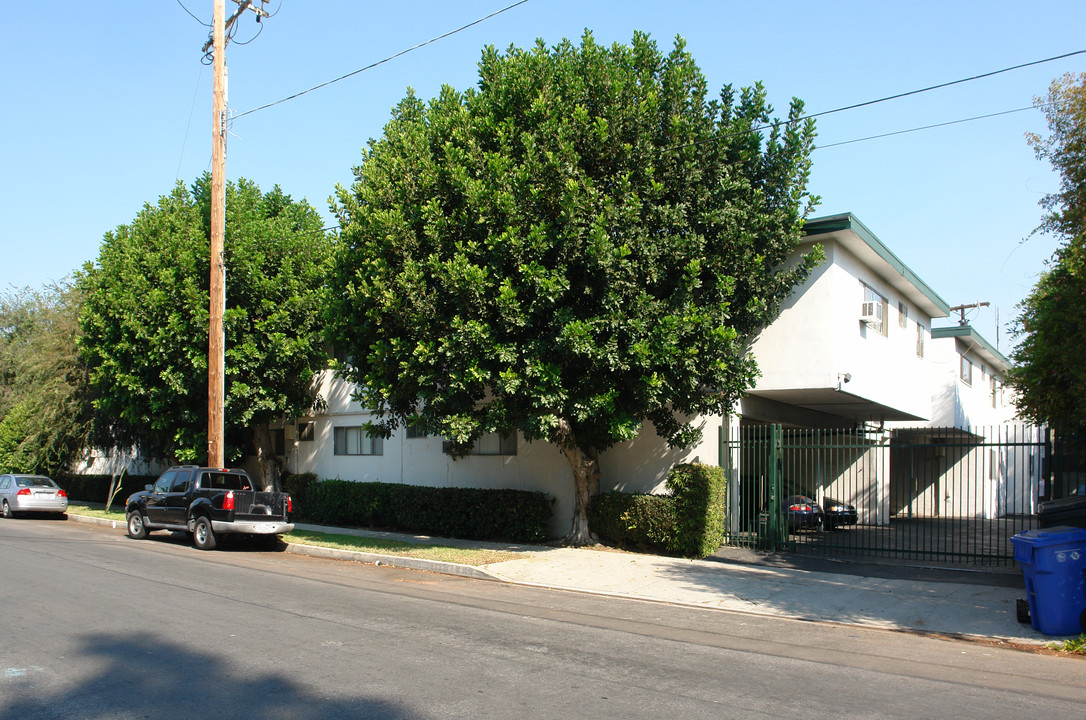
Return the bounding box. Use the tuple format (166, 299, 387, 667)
(804, 213, 952, 316)
(931, 325, 1011, 372)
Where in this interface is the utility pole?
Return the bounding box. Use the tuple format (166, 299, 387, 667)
(208, 0, 226, 468)
(206, 0, 268, 468)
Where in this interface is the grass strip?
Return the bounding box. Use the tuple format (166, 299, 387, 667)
(66, 504, 526, 566)
(283, 529, 528, 566)
(68, 503, 125, 521)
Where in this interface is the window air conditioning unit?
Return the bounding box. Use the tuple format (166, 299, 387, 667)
(860, 300, 882, 326)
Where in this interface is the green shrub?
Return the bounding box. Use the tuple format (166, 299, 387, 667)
(588, 463, 726, 558)
(588, 492, 675, 553)
(55, 473, 158, 507)
(666, 463, 727, 557)
(281, 471, 319, 517)
(303, 480, 551, 543)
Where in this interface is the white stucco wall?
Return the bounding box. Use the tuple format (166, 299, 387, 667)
(750, 240, 934, 421)
(73, 447, 167, 478)
(926, 333, 1017, 429)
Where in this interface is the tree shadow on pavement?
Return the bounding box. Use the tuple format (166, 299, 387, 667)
(1, 632, 414, 720)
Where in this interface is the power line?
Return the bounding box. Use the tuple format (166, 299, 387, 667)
(176, 0, 209, 27)
(806, 48, 1086, 122)
(233, 0, 532, 120)
(815, 106, 1035, 150)
(664, 48, 1086, 153)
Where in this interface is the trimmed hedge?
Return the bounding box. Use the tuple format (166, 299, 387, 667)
(588, 463, 727, 558)
(298, 479, 551, 544)
(56, 473, 158, 507)
(665, 463, 727, 557)
(587, 491, 675, 551)
(281, 471, 318, 507)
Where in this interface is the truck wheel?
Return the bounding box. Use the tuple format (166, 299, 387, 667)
(126, 511, 149, 539)
(193, 515, 217, 550)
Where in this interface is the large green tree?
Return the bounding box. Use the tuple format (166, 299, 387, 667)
(1010, 73, 1086, 432)
(79, 175, 333, 479)
(328, 32, 819, 543)
(0, 281, 91, 475)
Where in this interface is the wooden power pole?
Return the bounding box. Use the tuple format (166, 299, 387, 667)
(208, 0, 226, 468)
(207, 0, 267, 467)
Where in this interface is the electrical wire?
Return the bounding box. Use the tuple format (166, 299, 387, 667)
(815, 106, 1035, 151)
(233, 0, 532, 120)
(176, 0, 209, 27)
(176, 65, 207, 180)
(805, 48, 1086, 122)
(661, 48, 1086, 154)
(230, 19, 264, 46)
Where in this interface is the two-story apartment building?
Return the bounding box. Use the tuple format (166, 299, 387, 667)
(82, 212, 1031, 538)
(286, 212, 1033, 536)
(740, 212, 950, 427)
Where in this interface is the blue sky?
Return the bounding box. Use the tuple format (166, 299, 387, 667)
(3, 0, 1084, 350)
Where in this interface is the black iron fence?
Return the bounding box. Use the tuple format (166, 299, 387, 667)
(721, 423, 1049, 568)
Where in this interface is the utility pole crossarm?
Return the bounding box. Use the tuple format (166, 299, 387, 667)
(948, 301, 990, 326)
(202, 1, 269, 54)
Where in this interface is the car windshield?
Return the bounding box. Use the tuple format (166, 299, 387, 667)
(15, 476, 57, 489)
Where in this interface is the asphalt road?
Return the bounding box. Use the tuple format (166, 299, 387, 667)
(2, 518, 1085, 719)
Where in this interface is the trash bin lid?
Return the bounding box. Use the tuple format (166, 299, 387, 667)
(1012, 526, 1086, 546)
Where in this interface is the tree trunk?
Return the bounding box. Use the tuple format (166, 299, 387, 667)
(556, 419, 601, 546)
(251, 425, 280, 491)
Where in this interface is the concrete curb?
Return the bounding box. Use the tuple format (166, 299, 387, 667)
(64, 511, 504, 582)
(66, 512, 126, 532)
(282, 542, 504, 581)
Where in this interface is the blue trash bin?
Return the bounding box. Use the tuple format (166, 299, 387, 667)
(1012, 526, 1086, 636)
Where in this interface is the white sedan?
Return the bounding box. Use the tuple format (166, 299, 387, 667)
(0, 474, 69, 517)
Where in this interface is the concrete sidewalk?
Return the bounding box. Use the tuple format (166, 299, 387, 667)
(289, 522, 1060, 646)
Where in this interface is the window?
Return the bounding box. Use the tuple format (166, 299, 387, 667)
(297, 422, 315, 441)
(405, 419, 428, 439)
(916, 324, 925, 358)
(862, 284, 888, 336)
(469, 431, 517, 455)
(898, 301, 908, 328)
(333, 426, 384, 456)
(153, 471, 177, 494)
(199, 471, 251, 491)
(960, 355, 973, 386)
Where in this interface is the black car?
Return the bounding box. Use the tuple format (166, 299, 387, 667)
(125, 466, 293, 550)
(1038, 482, 1086, 530)
(822, 497, 858, 530)
(783, 495, 824, 533)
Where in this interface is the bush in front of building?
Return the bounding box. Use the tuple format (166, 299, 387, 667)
(665, 463, 727, 558)
(300, 479, 551, 543)
(587, 491, 675, 553)
(57, 473, 158, 507)
(588, 463, 726, 558)
(281, 471, 319, 510)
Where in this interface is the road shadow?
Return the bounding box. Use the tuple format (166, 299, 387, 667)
(1, 633, 414, 720)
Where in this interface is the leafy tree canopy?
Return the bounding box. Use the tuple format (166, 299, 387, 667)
(0, 281, 90, 475)
(79, 175, 333, 466)
(328, 32, 819, 542)
(1010, 73, 1086, 432)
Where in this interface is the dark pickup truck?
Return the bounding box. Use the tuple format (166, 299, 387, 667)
(125, 466, 293, 550)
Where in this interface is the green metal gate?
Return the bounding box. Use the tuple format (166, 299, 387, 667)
(722, 423, 1046, 568)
